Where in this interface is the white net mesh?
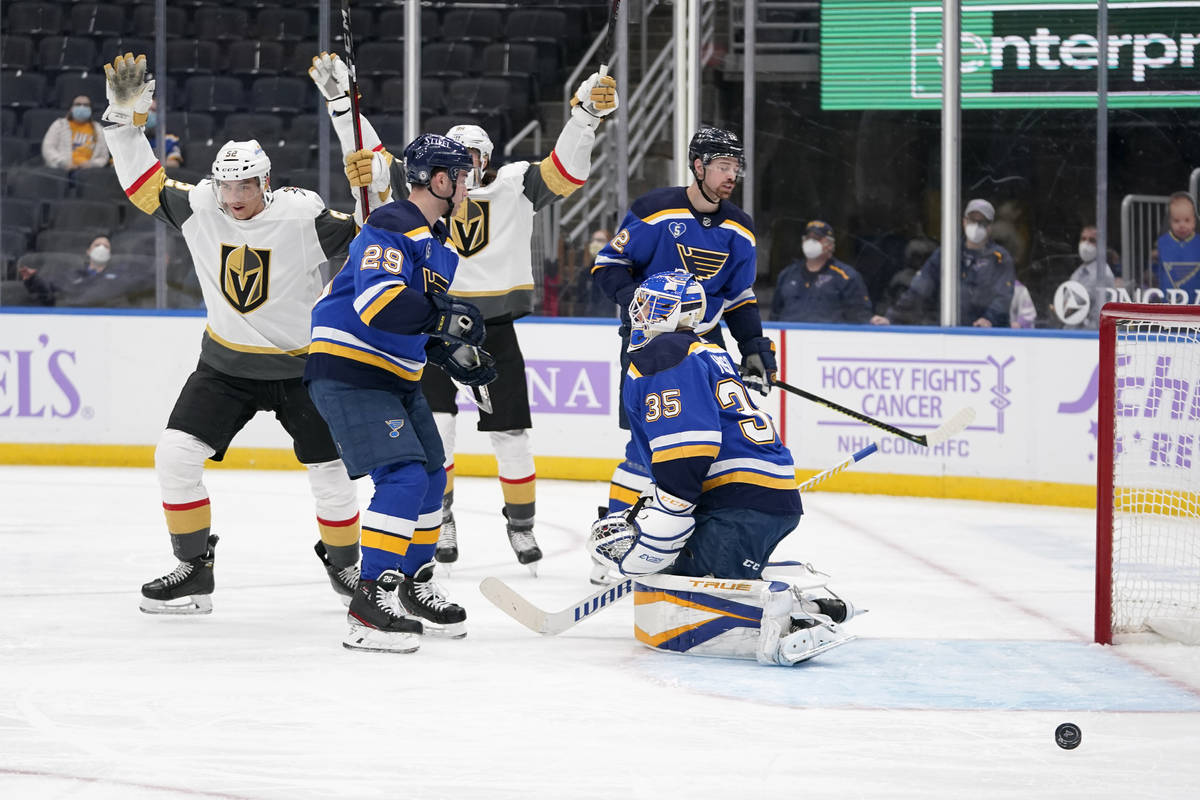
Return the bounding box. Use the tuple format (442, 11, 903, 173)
(1110, 314, 1200, 642)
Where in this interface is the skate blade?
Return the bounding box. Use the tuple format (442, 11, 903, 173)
(343, 624, 421, 653)
(525, 562, 539, 577)
(434, 550, 458, 565)
(139, 594, 213, 615)
(787, 633, 857, 665)
(421, 621, 467, 639)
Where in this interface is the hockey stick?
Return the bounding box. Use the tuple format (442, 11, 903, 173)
(774, 379, 976, 447)
(481, 441, 881, 636)
(599, 0, 622, 77)
(340, 0, 370, 217)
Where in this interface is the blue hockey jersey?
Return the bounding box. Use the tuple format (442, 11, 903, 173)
(623, 331, 801, 516)
(306, 200, 458, 387)
(1155, 230, 1200, 299)
(592, 187, 759, 336)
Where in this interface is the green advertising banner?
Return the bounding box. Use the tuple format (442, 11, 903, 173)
(821, 0, 1200, 109)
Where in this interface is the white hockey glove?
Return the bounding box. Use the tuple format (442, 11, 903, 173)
(309, 51, 351, 102)
(102, 53, 155, 127)
(344, 148, 392, 194)
(571, 72, 619, 120)
(588, 486, 695, 577)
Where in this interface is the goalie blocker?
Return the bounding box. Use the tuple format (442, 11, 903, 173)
(633, 573, 856, 665)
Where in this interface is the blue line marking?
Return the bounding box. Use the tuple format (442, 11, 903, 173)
(634, 639, 1200, 711)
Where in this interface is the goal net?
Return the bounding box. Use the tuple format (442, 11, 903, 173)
(1096, 303, 1200, 644)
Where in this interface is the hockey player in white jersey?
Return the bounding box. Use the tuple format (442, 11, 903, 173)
(587, 270, 858, 665)
(101, 53, 391, 615)
(309, 52, 619, 573)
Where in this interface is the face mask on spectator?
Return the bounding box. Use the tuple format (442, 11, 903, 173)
(89, 245, 111, 264)
(802, 239, 825, 260)
(964, 222, 988, 244)
(71, 105, 92, 122)
(1078, 241, 1098, 262)
(145, 111, 157, 131)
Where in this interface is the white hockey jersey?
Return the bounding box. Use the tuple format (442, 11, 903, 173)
(105, 124, 360, 379)
(329, 104, 599, 320)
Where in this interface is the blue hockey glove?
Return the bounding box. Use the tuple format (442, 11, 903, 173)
(739, 336, 777, 397)
(426, 339, 497, 387)
(427, 292, 486, 348)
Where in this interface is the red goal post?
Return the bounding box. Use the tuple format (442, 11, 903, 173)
(1096, 303, 1200, 645)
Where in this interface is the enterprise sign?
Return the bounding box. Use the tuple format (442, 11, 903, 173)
(822, 0, 1200, 109)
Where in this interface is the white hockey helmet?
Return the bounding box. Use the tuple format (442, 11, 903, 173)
(210, 139, 272, 215)
(445, 124, 493, 187)
(628, 269, 707, 351)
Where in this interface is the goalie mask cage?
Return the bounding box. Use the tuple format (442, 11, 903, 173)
(1096, 303, 1200, 645)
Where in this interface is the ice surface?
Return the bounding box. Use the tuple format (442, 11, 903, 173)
(2, 466, 1198, 799)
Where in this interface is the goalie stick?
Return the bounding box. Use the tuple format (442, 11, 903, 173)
(774, 379, 976, 447)
(479, 443, 882, 636)
(340, 0, 370, 216)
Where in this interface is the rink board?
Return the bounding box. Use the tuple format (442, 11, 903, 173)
(0, 310, 1118, 505)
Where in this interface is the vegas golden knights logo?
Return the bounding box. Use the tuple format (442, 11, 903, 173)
(675, 244, 729, 280)
(450, 198, 490, 258)
(220, 244, 271, 313)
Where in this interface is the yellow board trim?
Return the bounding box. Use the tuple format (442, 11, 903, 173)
(0, 446, 1098, 509)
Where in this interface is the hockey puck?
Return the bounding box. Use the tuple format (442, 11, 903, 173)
(1054, 722, 1081, 750)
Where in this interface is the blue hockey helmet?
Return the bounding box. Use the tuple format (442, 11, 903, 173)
(688, 127, 744, 173)
(628, 269, 707, 351)
(403, 133, 474, 187)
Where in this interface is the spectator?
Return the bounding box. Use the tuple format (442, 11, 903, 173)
(771, 220, 872, 323)
(145, 100, 183, 167)
(871, 198, 1014, 327)
(17, 236, 150, 308)
(1064, 225, 1116, 329)
(1009, 279, 1036, 328)
(1154, 192, 1200, 301)
(41, 95, 110, 171)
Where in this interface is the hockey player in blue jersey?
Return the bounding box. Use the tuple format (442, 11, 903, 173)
(589, 127, 776, 580)
(586, 270, 857, 665)
(304, 134, 496, 653)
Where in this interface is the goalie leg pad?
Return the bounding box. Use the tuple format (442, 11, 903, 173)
(634, 574, 791, 661)
(635, 575, 854, 665)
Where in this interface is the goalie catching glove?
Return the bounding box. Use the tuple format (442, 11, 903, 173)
(738, 336, 777, 397)
(425, 340, 496, 387)
(344, 148, 392, 195)
(571, 72, 619, 121)
(588, 486, 696, 577)
(102, 53, 155, 127)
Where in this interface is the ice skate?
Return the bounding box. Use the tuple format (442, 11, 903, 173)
(434, 499, 458, 566)
(502, 509, 542, 576)
(139, 535, 218, 615)
(344, 570, 423, 653)
(775, 615, 856, 664)
(797, 591, 865, 624)
(314, 541, 358, 606)
(395, 561, 467, 638)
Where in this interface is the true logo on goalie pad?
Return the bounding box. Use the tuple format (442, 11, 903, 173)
(449, 197, 491, 258)
(219, 244, 271, 313)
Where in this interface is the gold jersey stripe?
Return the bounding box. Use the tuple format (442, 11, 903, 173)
(360, 284, 405, 326)
(642, 208, 691, 224)
(701, 470, 798, 492)
(538, 157, 584, 198)
(412, 527, 441, 546)
(126, 162, 166, 215)
(309, 341, 423, 381)
(651, 444, 721, 463)
(499, 479, 536, 506)
(608, 483, 641, 506)
(205, 325, 309, 356)
(448, 284, 536, 298)
(721, 219, 756, 244)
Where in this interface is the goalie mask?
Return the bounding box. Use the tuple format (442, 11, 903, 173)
(628, 269, 707, 351)
(211, 139, 272, 218)
(445, 124, 493, 189)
